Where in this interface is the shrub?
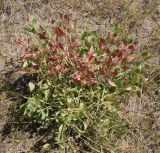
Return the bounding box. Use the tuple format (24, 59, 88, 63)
(17, 13, 148, 152)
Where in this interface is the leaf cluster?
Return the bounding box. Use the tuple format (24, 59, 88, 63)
(17, 13, 149, 152)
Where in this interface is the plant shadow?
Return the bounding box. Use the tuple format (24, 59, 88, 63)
(0, 72, 58, 152)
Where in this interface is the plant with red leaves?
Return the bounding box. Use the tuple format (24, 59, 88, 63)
(17, 13, 149, 152)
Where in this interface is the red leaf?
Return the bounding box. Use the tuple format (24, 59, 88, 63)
(20, 48, 28, 58)
(38, 47, 47, 53)
(72, 71, 82, 81)
(16, 70, 27, 75)
(127, 44, 135, 50)
(100, 37, 105, 43)
(37, 33, 48, 40)
(55, 64, 64, 71)
(47, 57, 55, 62)
(99, 37, 106, 50)
(123, 55, 138, 62)
(108, 32, 112, 36)
(47, 56, 62, 62)
(69, 53, 75, 58)
(49, 43, 57, 51)
(133, 38, 138, 45)
(95, 58, 102, 64)
(105, 47, 110, 53)
(88, 70, 95, 78)
(123, 40, 128, 46)
(32, 53, 39, 59)
(16, 38, 28, 46)
(115, 50, 122, 59)
(31, 62, 38, 66)
(64, 13, 72, 21)
(48, 70, 53, 76)
(50, 42, 64, 51)
(121, 66, 130, 71)
(108, 79, 116, 87)
(110, 69, 117, 75)
(59, 13, 63, 20)
(68, 42, 77, 51)
(59, 13, 72, 21)
(86, 48, 94, 61)
(54, 27, 65, 37)
(56, 42, 64, 50)
(106, 56, 112, 66)
(99, 68, 105, 76)
(48, 17, 55, 24)
(24, 53, 33, 59)
(113, 33, 117, 38)
(16, 38, 22, 44)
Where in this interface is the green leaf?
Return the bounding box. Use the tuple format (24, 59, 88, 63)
(40, 39, 48, 46)
(44, 89, 50, 100)
(80, 102, 84, 109)
(20, 103, 27, 111)
(83, 121, 88, 130)
(43, 143, 50, 149)
(112, 27, 124, 33)
(108, 103, 118, 112)
(25, 17, 38, 33)
(135, 65, 143, 73)
(59, 124, 64, 133)
(116, 72, 126, 78)
(85, 40, 91, 49)
(141, 51, 151, 60)
(25, 26, 36, 33)
(55, 124, 64, 144)
(103, 94, 117, 101)
(41, 110, 47, 120)
(81, 30, 98, 40)
(122, 35, 133, 43)
(138, 76, 145, 84)
(32, 18, 37, 27)
(126, 85, 140, 92)
(23, 61, 28, 68)
(67, 97, 72, 103)
(42, 83, 49, 90)
(108, 79, 117, 87)
(29, 82, 35, 92)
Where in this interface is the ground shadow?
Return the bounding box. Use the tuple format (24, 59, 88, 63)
(0, 72, 58, 152)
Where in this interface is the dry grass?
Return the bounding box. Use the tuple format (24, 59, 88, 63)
(0, 0, 160, 152)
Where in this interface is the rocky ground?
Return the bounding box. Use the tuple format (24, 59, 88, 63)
(0, 0, 160, 152)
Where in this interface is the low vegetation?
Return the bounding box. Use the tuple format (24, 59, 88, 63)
(15, 13, 149, 152)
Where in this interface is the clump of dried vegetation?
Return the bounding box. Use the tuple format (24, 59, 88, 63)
(0, 0, 160, 153)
